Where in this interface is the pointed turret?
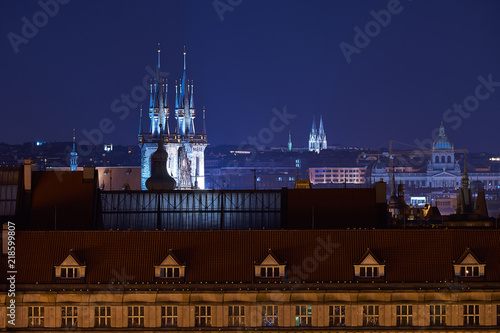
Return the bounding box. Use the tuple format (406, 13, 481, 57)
(202, 106, 207, 136)
(70, 129, 78, 171)
(288, 131, 292, 152)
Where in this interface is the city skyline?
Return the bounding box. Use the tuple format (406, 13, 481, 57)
(2, 0, 500, 153)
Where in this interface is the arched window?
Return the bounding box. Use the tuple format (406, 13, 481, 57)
(447, 156, 451, 163)
(441, 156, 445, 163)
(435, 156, 439, 163)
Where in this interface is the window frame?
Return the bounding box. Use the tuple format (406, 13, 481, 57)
(396, 305, 413, 326)
(228, 305, 245, 327)
(429, 304, 446, 326)
(463, 304, 479, 326)
(61, 306, 78, 328)
(161, 305, 178, 327)
(127, 306, 145, 328)
(295, 305, 312, 327)
(362, 305, 379, 326)
(329, 305, 345, 327)
(262, 305, 279, 327)
(28, 306, 44, 328)
(195, 305, 212, 327)
(94, 306, 111, 328)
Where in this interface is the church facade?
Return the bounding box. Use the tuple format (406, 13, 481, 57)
(139, 47, 207, 190)
(308, 115, 327, 153)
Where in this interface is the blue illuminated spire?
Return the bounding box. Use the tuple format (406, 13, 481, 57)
(70, 129, 78, 171)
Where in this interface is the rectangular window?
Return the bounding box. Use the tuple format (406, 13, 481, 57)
(228, 305, 245, 327)
(160, 267, 180, 278)
(430, 304, 446, 326)
(262, 305, 278, 326)
(161, 306, 178, 327)
(28, 306, 44, 328)
(460, 266, 480, 277)
(60, 267, 79, 278)
(329, 305, 345, 327)
(61, 306, 78, 328)
(463, 304, 479, 326)
(195, 306, 211, 327)
(396, 305, 413, 326)
(363, 305, 379, 326)
(127, 306, 144, 328)
(94, 306, 111, 327)
(360, 266, 379, 277)
(497, 305, 500, 326)
(260, 266, 280, 278)
(295, 305, 312, 326)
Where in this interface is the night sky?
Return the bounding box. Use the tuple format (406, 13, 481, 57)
(2, 0, 500, 153)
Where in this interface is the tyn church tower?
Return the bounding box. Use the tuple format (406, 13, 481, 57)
(139, 46, 207, 190)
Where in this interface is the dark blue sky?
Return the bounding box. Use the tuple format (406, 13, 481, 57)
(2, 0, 500, 152)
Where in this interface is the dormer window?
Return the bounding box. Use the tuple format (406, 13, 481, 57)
(360, 266, 379, 278)
(55, 250, 86, 279)
(453, 248, 485, 278)
(255, 249, 286, 278)
(155, 250, 185, 279)
(354, 249, 385, 279)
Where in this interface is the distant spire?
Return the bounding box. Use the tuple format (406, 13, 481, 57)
(70, 129, 78, 171)
(190, 80, 194, 108)
(288, 131, 292, 152)
(202, 106, 207, 136)
(157, 43, 161, 68)
(139, 105, 143, 136)
(319, 115, 325, 135)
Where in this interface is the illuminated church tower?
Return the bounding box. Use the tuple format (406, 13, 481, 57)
(139, 45, 207, 190)
(308, 115, 327, 153)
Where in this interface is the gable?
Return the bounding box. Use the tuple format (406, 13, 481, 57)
(260, 254, 280, 266)
(359, 254, 379, 265)
(431, 171, 458, 178)
(160, 254, 180, 266)
(60, 255, 80, 266)
(460, 253, 479, 265)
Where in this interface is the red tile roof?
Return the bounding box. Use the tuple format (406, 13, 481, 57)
(2, 229, 500, 285)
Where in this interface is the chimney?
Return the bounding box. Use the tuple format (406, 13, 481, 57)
(23, 159, 35, 191)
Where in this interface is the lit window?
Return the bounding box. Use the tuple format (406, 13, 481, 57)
(61, 267, 80, 278)
(61, 306, 78, 328)
(94, 306, 111, 327)
(161, 306, 178, 327)
(128, 306, 144, 328)
(463, 304, 479, 326)
(160, 267, 180, 278)
(363, 305, 379, 326)
(28, 306, 44, 327)
(228, 305, 245, 327)
(195, 306, 211, 327)
(430, 305, 446, 326)
(396, 305, 413, 326)
(329, 305, 345, 326)
(278, 177, 283, 181)
(260, 266, 280, 278)
(459, 266, 480, 277)
(256, 177, 261, 182)
(295, 306, 312, 326)
(360, 266, 379, 278)
(262, 306, 278, 326)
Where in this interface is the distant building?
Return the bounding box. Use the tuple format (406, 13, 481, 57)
(371, 123, 500, 190)
(309, 167, 367, 185)
(308, 115, 327, 153)
(139, 46, 207, 190)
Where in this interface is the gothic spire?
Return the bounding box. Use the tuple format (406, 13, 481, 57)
(318, 115, 325, 135)
(70, 129, 78, 171)
(139, 105, 143, 136)
(202, 106, 207, 136)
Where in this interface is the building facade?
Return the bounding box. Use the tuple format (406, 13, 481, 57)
(1, 229, 500, 331)
(309, 166, 367, 185)
(139, 47, 207, 190)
